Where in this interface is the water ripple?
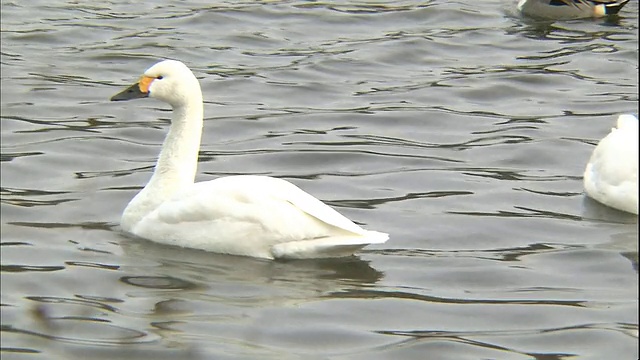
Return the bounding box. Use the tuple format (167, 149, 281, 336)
(1, 0, 637, 358)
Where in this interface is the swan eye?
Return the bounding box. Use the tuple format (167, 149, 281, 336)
(157, 76, 164, 80)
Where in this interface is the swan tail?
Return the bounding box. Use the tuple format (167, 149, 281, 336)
(271, 231, 389, 260)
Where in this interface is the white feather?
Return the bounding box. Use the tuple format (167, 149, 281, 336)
(583, 114, 638, 215)
(112, 60, 388, 259)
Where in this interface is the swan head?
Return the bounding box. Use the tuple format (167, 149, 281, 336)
(111, 59, 201, 108)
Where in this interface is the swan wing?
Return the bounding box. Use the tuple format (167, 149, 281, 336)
(130, 175, 388, 258)
(249, 176, 370, 234)
(190, 175, 371, 234)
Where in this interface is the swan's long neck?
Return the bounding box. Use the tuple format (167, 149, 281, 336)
(148, 102, 203, 190)
(122, 93, 203, 231)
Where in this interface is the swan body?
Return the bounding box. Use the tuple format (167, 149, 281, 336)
(517, 0, 631, 19)
(583, 114, 638, 215)
(111, 60, 388, 259)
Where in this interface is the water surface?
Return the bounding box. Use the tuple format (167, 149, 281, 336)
(1, 1, 638, 359)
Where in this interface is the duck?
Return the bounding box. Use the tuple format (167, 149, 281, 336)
(110, 59, 389, 259)
(516, 0, 631, 20)
(583, 114, 638, 215)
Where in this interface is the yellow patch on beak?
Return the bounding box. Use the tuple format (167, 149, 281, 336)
(138, 76, 155, 93)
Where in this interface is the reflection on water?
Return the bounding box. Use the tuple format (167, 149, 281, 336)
(581, 195, 640, 224)
(2, 234, 387, 359)
(119, 237, 385, 295)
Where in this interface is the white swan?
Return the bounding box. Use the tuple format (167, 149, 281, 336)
(517, 0, 631, 20)
(110, 60, 389, 259)
(583, 114, 638, 215)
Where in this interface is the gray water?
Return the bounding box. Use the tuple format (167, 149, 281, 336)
(1, 1, 638, 359)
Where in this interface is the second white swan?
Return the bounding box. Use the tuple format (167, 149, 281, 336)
(583, 114, 638, 215)
(111, 59, 389, 259)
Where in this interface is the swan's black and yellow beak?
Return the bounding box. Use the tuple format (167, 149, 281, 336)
(110, 76, 154, 101)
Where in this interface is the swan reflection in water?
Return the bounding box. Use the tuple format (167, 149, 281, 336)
(118, 236, 385, 302)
